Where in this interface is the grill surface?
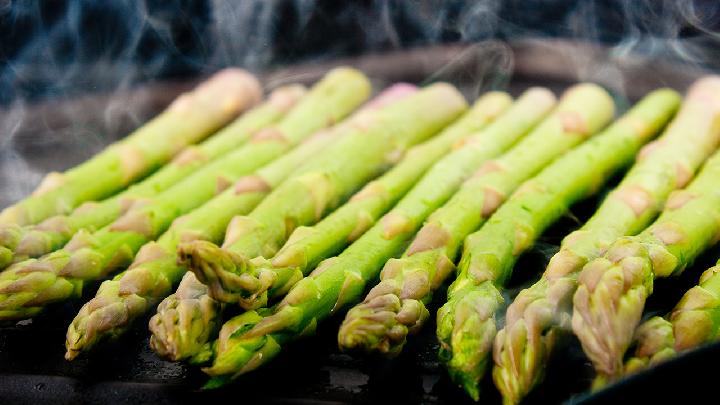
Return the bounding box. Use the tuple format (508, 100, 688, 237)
(0, 39, 715, 404)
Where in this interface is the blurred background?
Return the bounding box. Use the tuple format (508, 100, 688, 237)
(1, 0, 720, 201)
(2, 0, 720, 105)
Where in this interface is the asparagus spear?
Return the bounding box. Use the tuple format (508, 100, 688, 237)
(0, 67, 372, 320)
(623, 258, 720, 374)
(621, 317, 676, 375)
(434, 86, 689, 400)
(178, 83, 468, 306)
(0, 85, 307, 267)
(194, 86, 611, 388)
(63, 84, 419, 359)
(493, 86, 719, 403)
(150, 272, 220, 362)
(0, 69, 262, 227)
(149, 89, 509, 362)
(337, 85, 615, 357)
(186, 90, 524, 310)
(572, 146, 720, 384)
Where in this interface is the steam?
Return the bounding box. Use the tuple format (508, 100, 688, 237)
(1, 0, 719, 207)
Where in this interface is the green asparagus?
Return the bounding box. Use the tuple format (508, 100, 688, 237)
(435, 87, 685, 400)
(572, 142, 720, 384)
(194, 85, 611, 389)
(0, 69, 262, 227)
(493, 86, 720, 403)
(64, 84, 419, 359)
(623, 259, 720, 374)
(337, 85, 620, 357)
(179, 83, 468, 307)
(65, 126, 339, 360)
(150, 88, 508, 362)
(0, 85, 306, 268)
(187, 90, 525, 311)
(0, 67, 372, 320)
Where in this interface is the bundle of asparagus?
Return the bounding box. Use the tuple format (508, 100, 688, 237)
(190, 85, 579, 387)
(493, 80, 720, 402)
(149, 83, 468, 361)
(64, 83, 420, 359)
(338, 84, 607, 356)
(0, 67, 372, 320)
(435, 87, 685, 400)
(572, 132, 720, 384)
(0, 85, 307, 268)
(0, 69, 262, 227)
(185, 89, 520, 311)
(65, 126, 334, 360)
(623, 261, 720, 373)
(7, 63, 720, 402)
(623, 257, 720, 374)
(148, 89, 510, 362)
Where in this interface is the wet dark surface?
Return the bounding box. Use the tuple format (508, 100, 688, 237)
(0, 42, 717, 404)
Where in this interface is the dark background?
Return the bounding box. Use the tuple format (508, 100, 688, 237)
(1, 0, 720, 105)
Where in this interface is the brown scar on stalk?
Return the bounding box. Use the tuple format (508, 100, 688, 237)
(298, 173, 333, 220)
(215, 176, 233, 194)
(223, 216, 259, 247)
(651, 222, 686, 246)
(406, 224, 450, 255)
(128, 242, 169, 269)
(513, 223, 533, 256)
(618, 115, 652, 138)
(32, 172, 65, 196)
(251, 128, 288, 144)
(118, 144, 146, 184)
(268, 85, 307, 112)
(110, 210, 154, 238)
(614, 185, 653, 217)
(34, 216, 71, 234)
(474, 160, 504, 177)
(350, 181, 386, 202)
(558, 110, 588, 136)
(234, 176, 270, 194)
(674, 163, 692, 188)
(481, 187, 506, 217)
(381, 212, 413, 239)
(347, 211, 374, 242)
(544, 249, 585, 279)
(73, 201, 101, 215)
(172, 147, 207, 167)
(637, 139, 663, 161)
(665, 190, 696, 210)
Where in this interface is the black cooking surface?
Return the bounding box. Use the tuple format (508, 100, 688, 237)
(0, 43, 717, 404)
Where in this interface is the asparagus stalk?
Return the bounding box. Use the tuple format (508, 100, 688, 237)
(149, 89, 507, 362)
(435, 86, 688, 400)
(572, 146, 720, 383)
(623, 258, 720, 374)
(179, 83, 468, 306)
(337, 85, 616, 357)
(493, 87, 715, 403)
(0, 69, 262, 227)
(0, 85, 307, 268)
(0, 68, 372, 320)
(187, 90, 524, 311)
(195, 86, 571, 390)
(64, 83, 419, 359)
